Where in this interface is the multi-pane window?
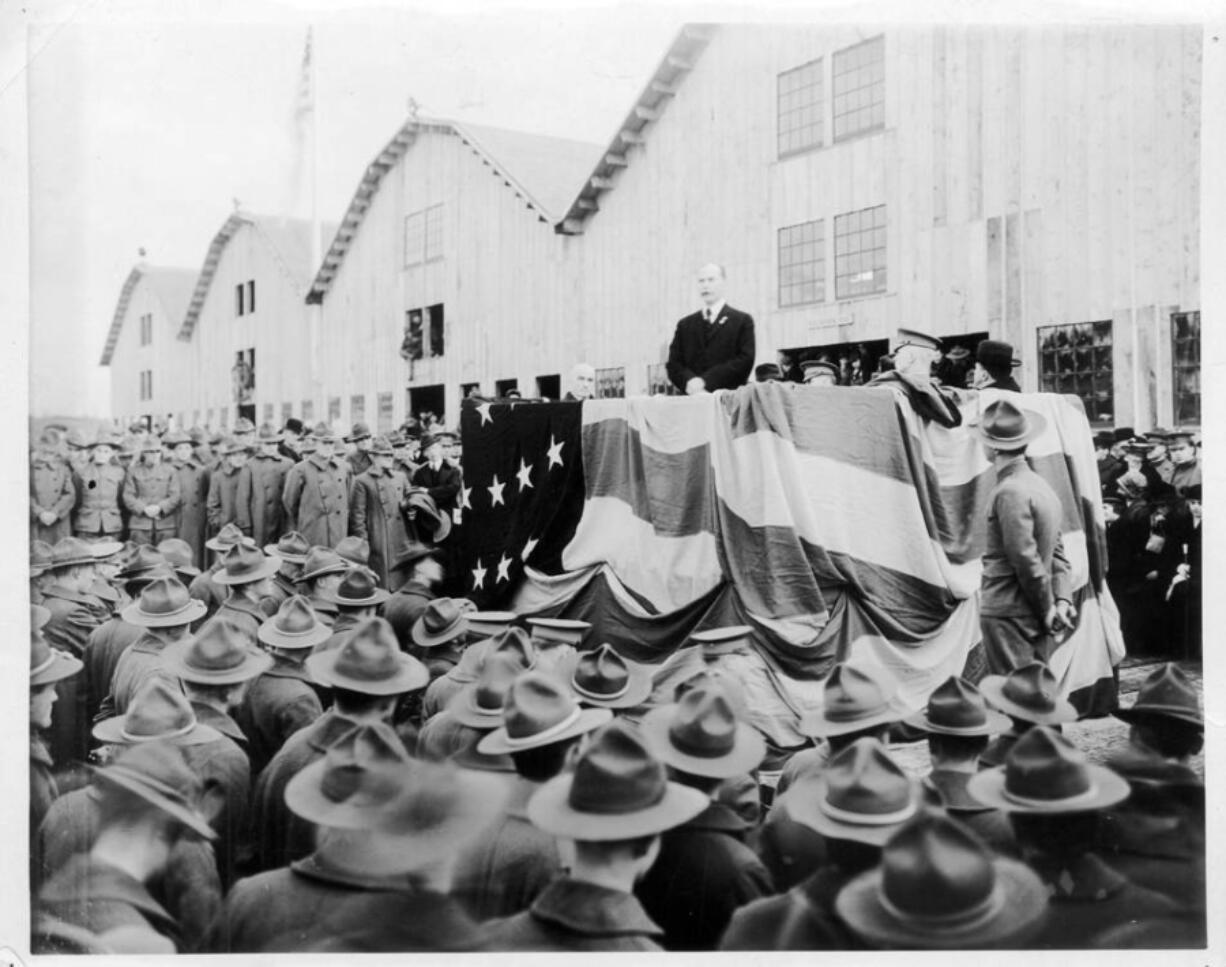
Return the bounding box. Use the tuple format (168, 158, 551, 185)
(596, 367, 626, 399)
(377, 392, 394, 433)
(1171, 311, 1200, 425)
(404, 204, 444, 266)
(328, 397, 341, 423)
(301, 400, 314, 423)
(834, 205, 887, 298)
(779, 219, 825, 307)
(832, 36, 885, 142)
(282, 402, 293, 426)
(778, 58, 823, 157)
(647, 363, 679, 396)
(351, 394, 365, 426)
(1037, 321, 1114, 424)
(139, 313, 153, 346)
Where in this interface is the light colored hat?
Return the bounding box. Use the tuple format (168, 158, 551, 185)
(120, 576, 207, 628)
(306, 617, 429, 696)
(640, 678, 766, 778)
(92, 678, 223, 747)
(258, 595, 332, 651)
(526, 617, 591, 648)
(477, 671, 611, 755)
(284, 722, 410, 827)
(798, 660, 902, 738)
(161, 617, 273, 686)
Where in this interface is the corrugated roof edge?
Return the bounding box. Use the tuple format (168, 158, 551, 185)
(99, 264, 197, 366)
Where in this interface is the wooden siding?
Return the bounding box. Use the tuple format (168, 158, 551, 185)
(108, 276, 194, 425)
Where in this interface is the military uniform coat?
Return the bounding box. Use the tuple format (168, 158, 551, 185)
(206, 464, 243, 536)
(40, 584, 104, 767)
(382, 581, 435, 652)
(72, 462, 126, 537)
(31, 736, 58, 856)
(719, 865, 866, 951)
(83, 617, 142, 722)
(186, 703, 252, 888)
(282, 453, 351, 549)
(96, 633, 181, 721)
(215, 595, 267, 648)
(636, 800, 773, 950)
(236, 452, 292, 547)
(236, 655, 325, 780)
(485, 877, 665, 952)
(172, 458, 210, 568)
(349, 465, 409, 588)
(922, 769, 1017, 855)
(309, 887, 491, 953)
(122, 461, 182, 543)
(31, 456, 76, 543)
(188, 565, 227, 627)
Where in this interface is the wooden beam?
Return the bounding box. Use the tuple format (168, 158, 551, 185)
(666, 55, 693, 71)
(650, 80, 677, 96)
(575, 198, 599, 211)
(605, 153, 628, 167)
(590, 176, 615, 190)
(634, 105, 660, 122)
(619, 130, 646, 144)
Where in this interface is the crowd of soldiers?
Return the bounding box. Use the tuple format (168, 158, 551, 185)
(26, 422, 1205, 951)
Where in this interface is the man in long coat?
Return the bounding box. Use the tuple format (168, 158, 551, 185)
(72, 431, 127, 542)
(165, 431, 210, 569)
(123, 439, 182, 548)
(31, 430, 76, 544)
(282, 424, 351, 549)
(236, 424, 292, 548)
(206, 438, 248, 537)
(348, 435, 409, 588)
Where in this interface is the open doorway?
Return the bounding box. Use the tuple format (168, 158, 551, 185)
(536, 373, 561, 400)
(780, 338, 890, 385)
(407, 383, 445, 430)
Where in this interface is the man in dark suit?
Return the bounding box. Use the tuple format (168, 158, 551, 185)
(666, 263, 755, 394)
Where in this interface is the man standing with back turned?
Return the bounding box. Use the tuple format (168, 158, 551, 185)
(667, 263, 755, 395)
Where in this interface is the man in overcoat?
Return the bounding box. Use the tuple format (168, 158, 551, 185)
(123, 438, 182, 547)
(348, 435, 409, 588)
(283, 423, 351, 548)
(666, 263, 755, 394)
(31, 430, 76, 544)
(235, 424, 292, 547)
(166, 431, 210, 568)
(206, 438, 248, 536)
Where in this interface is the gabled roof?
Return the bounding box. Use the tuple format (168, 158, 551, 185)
(306, 117, 601, 304)
(177, 212, 338, 341)
(99, 265, 198, 366)
(555, 24, 717, 234)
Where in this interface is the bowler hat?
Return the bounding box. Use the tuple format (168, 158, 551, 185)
(526, 617, 591, 648)
(975, 339, 1022, 370)
(641, 679, 766, 778)
(368, 434, 394, 456)
(320, 566, 390, 608)
(690, 625, 753, 659)
(388, 541, 437, 574)
(120, 576, 207, 628)
(405, 491, 452, 543)
(255, 423, 283, 444)
(563, 643, 653, 710)
(294, 546, 348, 583)
(1093, 431, 1115, 449)
(754, 362, 782, 381)
(306, 617, 429, 695)
(44, 537, 100, 572)
(344, 422, 372, 443)
(212, 543, 281, 586)
(259, 595, 333, 651)
(894, 328, 943, 352)
(1185, 483, 1202, 501)
(478, 671, 612, 755)
(283, 418, 305, 435)
(30, 612, 84, 687)
(904, 676, 1011, 737)
(528, 719, 708, 840)
(835, 808, 1048, 949)
(263, 531, 310, 564)
(161, 617, 273, 686)
(334, 536, 371, 567)
(93, 678, 223, 747)
(205, 522, 252, 553)
(412, 598, 469, 648)
(799, 661, 902, 738)
(785, 738, 921, 845)
(29, 540, 54, 576)
(801, 359, 840, 383)
(975, 399, 1047, 449)
(284, 722, 410, 827)
(155, 539, 200, 578)
(966, 726, 1129, 813)
(979, 662, 1077, 726)
(1112, 663, 1202, 729)
(92, 742, 217, 840)
(449, 652, 529, 729)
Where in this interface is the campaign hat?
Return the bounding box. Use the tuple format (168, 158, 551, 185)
(412, 598, 469, 648)
(44, 537, 101, 572)
(528, 718, 708, 840)
(835, 808, 1048, 949)
(155, 539, 201, 579)
(255, 423, 283, 444)
(368, 434, 394, 456)
(232, 417, 256, 435)
(212, 543, 281, 586)
(30, 540, 54, 576)
(320, 566, 390, 608)
(284, 722, 410, 827)
(92, 678, 223, 747)
(1112, 663, 1202, 729)
(86, 428, 124, 449)
(293, 546, 348, 583)
(91, 742, 217, 840)
(526, 617, 591, 648)
(798, 660, 902, 738)
(388, 541, 437, 574)
(30, 609, 83, 687)
(405, 491, 452, 543)
(334, 536, 371, 567)
(218, 436, 250, 456)
(785, 737, 921, 845)
(119, 576, 207, 628)
(967, 726, 1129, 814)
(477, 671, 612, 755)
(641, 678, 766, 778)
(344, 422, 372, 443)
(263, 531, 310, 564)
(449, 652, 528, 729)
(904, 676, 1012, 737)
(205, 522, 252, 553)
(306, 617, 429, 695)
(975, 338, 1022, 370)
(562, 643, 653, 710)
(979, 662, 1077, 726)
(258, 595, 333, 651)
(161, 617, 273, 686)
(163, 430, 192, 448)
(975, 399, 1047, 449)
(309, 422, 337, 443)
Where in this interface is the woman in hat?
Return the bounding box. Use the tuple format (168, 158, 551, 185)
(235, 424, 292, 548)
(31, 430, 76, 544)
(122, 436, 182, 548)
(71, 430, 126, 542)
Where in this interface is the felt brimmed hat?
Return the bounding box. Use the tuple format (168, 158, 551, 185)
(114, 546, 166, 581)
(154, 539, 201, 578)
(161, 617, 273, 686)
(29, 540, 54, 576)
(30, 610, 83, 687)
(212, 543, 281, 586)
(799, 661, 902, 738)
(477, 671, 611, 755)
(233, 417, 256, 435)
(88, 540, 126, 563)
(785, 738, 921, 846)
(1111, 663, 1202, 729)
(801, 359, 840, 383)
(87, 428, 124, 449)
(259, 595, 333, 651)
(449, 652, 528, 729)
(979, 662, 1077, 726)
(264, 531, 310, 564)
(689, 625, 753, 658)
(218, 436, 250, 456)
(294, 546, 349, 583)
(309, 422, 337, 443)
(91, 742, 217, 840)
(320, 566, 390, 608)
(975, 339, 1022, 370)
(284, 722, 410, 827)
(163, 430, 192, 448)
(344, 422, 372, 443)
(255, 423, 283, 443)
(966, 726, 1130, 814)
(528, 719, 709, 841)
(526, 617, 591, 648)
(120, 576, 207, 628)
(412, 598, 469, 648)
(334, 536, 371, 567)
(388, 541, 437, 574)
(405, 491, 452, 543)
(904, 676, 1011, 737)
(562, 643, 653, 710)
(975, 399, 1047, 450)
(368, 434, 394, 456)
(205, 523, 251, 553)
(641, 678, 766, 778)
(44, 537, 101, 572)
(835, 808, 1048, 949)
(306, 617, 429, 695)
(93, 678, 223, 747)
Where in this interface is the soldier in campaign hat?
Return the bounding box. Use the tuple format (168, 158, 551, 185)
(206, 437, 251, 537)
(381, 540, 442, 645)
(314, 566, 390, 654)
(188, 522, 252, 626)
(123, 436, 182, 547)
(343, 421, 374, 477)
(260, 531, 310, 614)
(420, 619, 529, 720)
(213, 543, 282, 645)
(31, 429, 76, 545)
(30, 605, 84, 835)
(283, 423, 352, 549)
(291, 545, 349, 628)
(235, 424, 292, 548)
(71, 429, 127, 542)
(163, 431, 211, 573)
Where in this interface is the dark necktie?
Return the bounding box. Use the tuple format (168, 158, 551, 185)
(704, 307, 715, 336)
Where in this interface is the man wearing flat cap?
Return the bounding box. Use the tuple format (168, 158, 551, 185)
(667, 263, 755, 394)
(864, 328, 962, 427)
(282, 423, 352, 549)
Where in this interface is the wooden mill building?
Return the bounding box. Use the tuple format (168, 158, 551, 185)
(104, 22, 1201, 433)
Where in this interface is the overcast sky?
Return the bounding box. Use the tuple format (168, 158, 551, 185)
(20, 1, 688, 417)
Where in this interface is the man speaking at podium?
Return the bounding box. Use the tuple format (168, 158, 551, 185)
(667, 263, 755, 395)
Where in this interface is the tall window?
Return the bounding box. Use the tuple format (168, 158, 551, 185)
(282, 402, 293, 426)
(219, 406, 228, 428)
(779, 219, 825, 306)
(834, 205, 887, 298)
(301, 400, 314, 423)
(425, 204, 444, 261)
(263, 403, 275, 425)
(377, 392, 394, 433)
(404, 204, 444, 266)
(428, 303, 445, 357)
(596, 367, 626, 399)
(1171, 311, 1200, 425)
(139, 313, 153, 346)
(1037, 321, 1114, 424)
(832, 36, 885, 142)
(139, 370, 153, 401)
(351, 394, 366, 426)
(778, 58, 823, 157)
(328, 397, 341, 423)
(235, 279, 255, 316)
(247, 280, 256, 314)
